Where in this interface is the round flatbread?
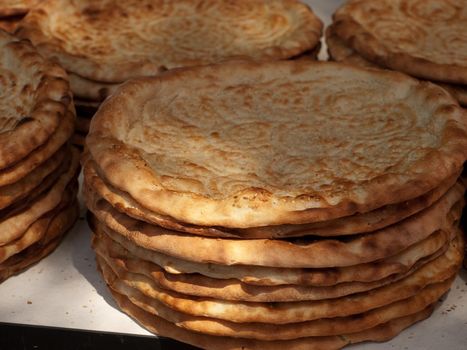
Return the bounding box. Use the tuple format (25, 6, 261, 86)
(85, 177, 463, 268)
(0, 109, 75, 187)
(99, 257, 449, 341)
(91, 217, 451, 287)
(333, 0, 467, 84)
(326, 24, 467, 107)
(0, 145, 67, 210)
(83, 159, 460, 238)
(0, 30, 71, 169)
(0, 182, 76, 263)
(0, 147, 80, 246)
(17, 0, 323, 82)
(94, 226, 452, 302)
(87, 61, 467, 228)
(110, 287, 434, 350)
(0, 199, 79, 282)
(94, 234, 461, 324)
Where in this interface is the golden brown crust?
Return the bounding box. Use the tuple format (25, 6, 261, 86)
(0, 178, 76, 263)
(87, 60, 467, 227)
(326, 23, 467, 107)
(94, 225, 452, 303)
(17, 0, 323, 83)
(0, 30, 71, 169)
(92, 232, 462, 325)
(0, 109, 74, 186)
(99, 254, 449, 341)
(0, 198, 79, 283)
(85, 182, 464, 268)
(109, 286, 434, 350)
(92, 218, 452, 287)
(0, 145, 68, 210)
(84, 159, 460, 238)
(0, 147, 80, 246)
(333, 0, 467, 84)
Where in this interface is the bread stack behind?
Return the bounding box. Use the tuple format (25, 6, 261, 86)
(0, 31, 79, 282)
(83, 60, 467, 349)
(16, 0, 323, 147)
(326, 0, 467, 107)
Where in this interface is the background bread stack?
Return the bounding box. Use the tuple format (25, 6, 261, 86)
(83, 60, 467, 349)
(325, 0, 467, 267)
(0, 31, 79, 282)
(15, 0, 323, 147)
(325, 0, 467, 107)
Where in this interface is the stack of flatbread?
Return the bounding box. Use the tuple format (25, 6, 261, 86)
(0, 31, 79, 282)
(16, 0, 323, 147)
(83, 60, 467, 349)
(326, 0, 467, 107)
(0, 0, 38, 33)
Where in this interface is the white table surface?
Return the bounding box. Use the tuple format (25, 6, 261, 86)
(0, 1, 466, 349)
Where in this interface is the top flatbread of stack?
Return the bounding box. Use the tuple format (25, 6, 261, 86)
(16, 0, 323, 84)
(0, 30, 70, 170)
(332, 0, 467, 85)
(325, 10, 467, 107)
(87, 60, 467, 228)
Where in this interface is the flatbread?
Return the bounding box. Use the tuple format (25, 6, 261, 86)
(87, 60, 467, 228)
(0, 147, 71, 220)
(0, 147, 80, 246)
(110, 287, 434, 350)
(0, 30, 71, 169)
(326, 24, 467, 107)
(17, 0, 323, 83)
(93, 231, 461, 324)
(85, 183, 463, 268)
(94, 227, 451, 302)
(0, 199, 79, 282)
(0, 145, 67, 210)
(333, 0, 467, 84)
(99, 257, 450, 340)
(0, 182, 76, 263)
(0, 109, 74, 187)
(91, 217, 452, 287)
(0, 0, 38, 17)
(83, 160, 460, 238)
